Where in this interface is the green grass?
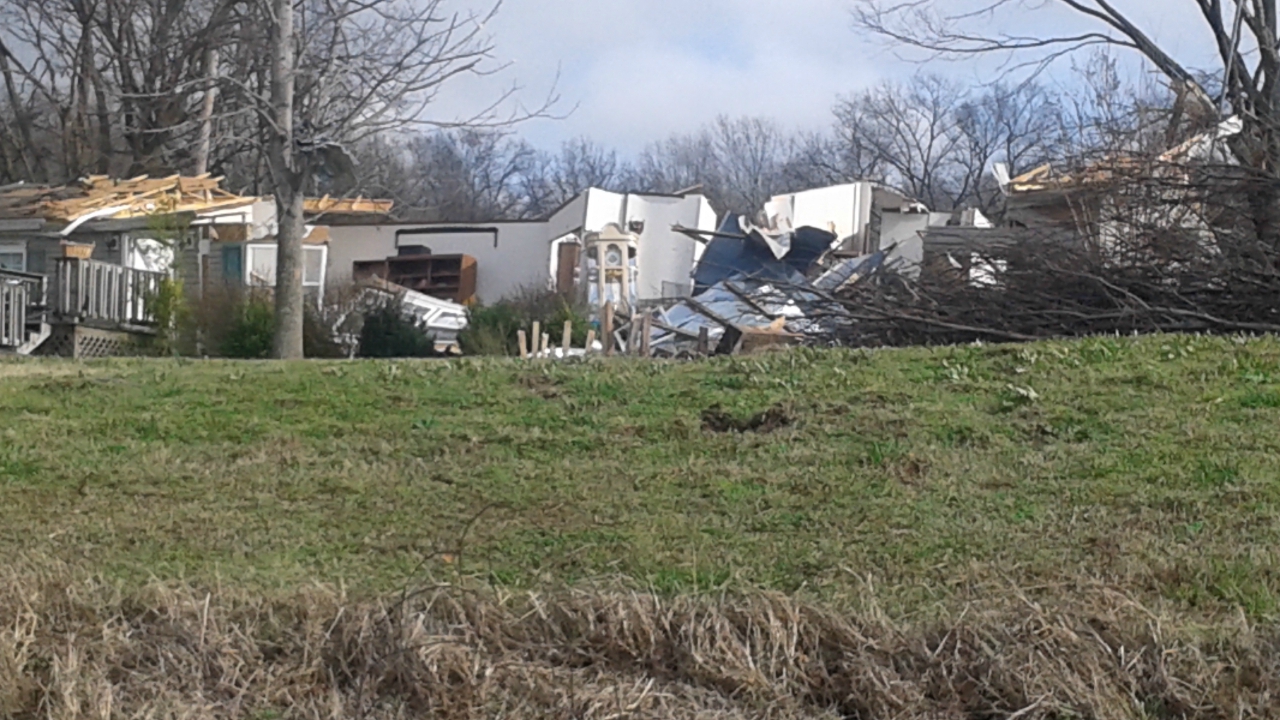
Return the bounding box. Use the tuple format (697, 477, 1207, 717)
(3, 334, 1280, 617)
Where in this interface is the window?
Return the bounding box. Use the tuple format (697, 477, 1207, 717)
(246, 244, 276, 286)
(0, 242, 26, 272)
(244, 244, 327, 289)
(222, 245, 243, 281)
(303, 245, 325, 285)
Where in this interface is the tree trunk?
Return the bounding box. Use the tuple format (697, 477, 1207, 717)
(268, 0, 304, 359)
(273, 188, 306, 359)
(0, 41, 40, 181)
(194, 46, 219, 175)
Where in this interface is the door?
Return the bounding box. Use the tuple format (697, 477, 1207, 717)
(556, 242, 580, 295)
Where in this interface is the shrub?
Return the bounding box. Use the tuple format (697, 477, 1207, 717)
(145, 276, 196, 356)
(459, 302, 524, 356)
(304, 310, 347, 359)
(458, 288, 591, 356)
(220, 295, 275, 359)
(357, 301, 440, 358)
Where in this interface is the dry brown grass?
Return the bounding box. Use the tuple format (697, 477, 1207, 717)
(2, 566, 1278, 720)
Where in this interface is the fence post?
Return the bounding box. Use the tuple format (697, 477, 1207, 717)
(602, 302, 614, 357)
(561, 321, 572, 354)
(517, 330, 529, 359)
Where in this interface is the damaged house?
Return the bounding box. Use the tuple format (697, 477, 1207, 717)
(0, 175, 389, 357)
(327, 188, 719, 306)
(987, 117, 1245, 260)
(642, 182, 979, 356)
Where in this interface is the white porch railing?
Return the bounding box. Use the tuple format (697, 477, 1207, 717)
(53, 258, 165, 327)
(0, 270, 46, 349)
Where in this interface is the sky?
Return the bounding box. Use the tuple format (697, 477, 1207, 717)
(430, 0, 1201, 156)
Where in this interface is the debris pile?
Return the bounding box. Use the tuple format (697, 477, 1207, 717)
(337, 276, 469, 354)
(647, 215, 891, 357)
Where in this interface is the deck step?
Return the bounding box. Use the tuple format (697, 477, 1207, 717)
(15, 322, 51, 356)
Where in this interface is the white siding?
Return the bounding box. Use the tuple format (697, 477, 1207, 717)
(625, 195, 709, 301)
(545, 193, 589, 239)
(327, 222, 551, 304)
(326, 189, 716, 304)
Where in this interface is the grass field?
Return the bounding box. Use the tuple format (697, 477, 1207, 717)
(7, 335, 1280, 718)
(4, 333, 1280, 620)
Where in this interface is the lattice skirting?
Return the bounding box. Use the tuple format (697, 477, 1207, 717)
(33, 325, 156, 359)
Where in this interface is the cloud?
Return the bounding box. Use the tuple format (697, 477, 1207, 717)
(425, 0, 1212, 156)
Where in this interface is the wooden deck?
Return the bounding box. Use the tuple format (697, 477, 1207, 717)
(1, 260, 166, 356)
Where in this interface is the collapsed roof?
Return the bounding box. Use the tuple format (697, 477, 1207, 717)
(999, 116, 1244, 196)
(0, 174, 394, 228)
(0, 175, 253, 224)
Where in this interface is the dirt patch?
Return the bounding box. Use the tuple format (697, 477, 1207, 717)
(701, 403, 795, 433)
(518, 372, 562, 399)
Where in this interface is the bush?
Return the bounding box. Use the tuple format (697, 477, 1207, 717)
(304, 311, 347, 359)
(221, 295, 275, 359)
(458, 288, 591, 356)
(458, 302, 524, 356)
(357, 301, 440, 358)
(145, 276, 196, 356)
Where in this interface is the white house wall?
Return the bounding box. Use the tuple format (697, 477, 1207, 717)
(544, 192, 590, 239)
(787, 184, 871, 243)
(627, 195, 711, 300)
(327, 189, 716, 305)
(573, 191, 716, 301)
(581, 189, 626, 234)
(327, 221, 551, 303)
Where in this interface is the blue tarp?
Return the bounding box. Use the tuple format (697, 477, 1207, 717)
(692, 215, 837, 294)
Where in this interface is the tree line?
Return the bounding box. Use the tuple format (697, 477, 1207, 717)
(337, 57, 1174, 222)
(0, 0, 1172, 224)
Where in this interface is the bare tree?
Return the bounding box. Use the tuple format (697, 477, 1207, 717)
(706, 116, 797, 214)
(522, 136, 627, 215)
(954, 81, 1066, 214)
(225, 0, 549, 358)
(783, 129, 887, 191)
(629, 129, 719, 201)
(854, 0, 1280, 243)
(628, 116, 796, 215)
(402, 129, 541, 221)
(830, 75, 970, 210)
(0, 0, 240, 182)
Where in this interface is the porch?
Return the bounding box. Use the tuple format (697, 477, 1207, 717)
(0, 258, 167, 357)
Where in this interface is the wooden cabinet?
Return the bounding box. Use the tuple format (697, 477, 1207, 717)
(353, 253, 477, 304)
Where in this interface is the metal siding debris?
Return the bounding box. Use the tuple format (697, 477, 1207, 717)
(354, 276, 468, 352)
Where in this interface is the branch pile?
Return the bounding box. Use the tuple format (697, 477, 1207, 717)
(829, 181, 1280, 347)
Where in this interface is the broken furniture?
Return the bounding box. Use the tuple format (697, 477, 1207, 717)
(353, 248, 478, 305)
(349, 276, 469, 353)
